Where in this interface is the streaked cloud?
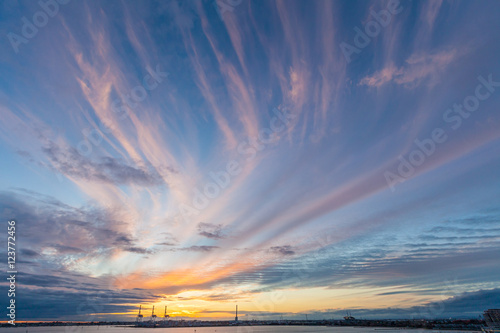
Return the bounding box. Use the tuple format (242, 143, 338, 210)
(198, 222, 226, 240)
(360, 49, 460, 88)
(0, 0, 499, 321)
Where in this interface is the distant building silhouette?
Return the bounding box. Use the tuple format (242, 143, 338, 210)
(484, 309, 500, 328)
(344, 311, 355, 321)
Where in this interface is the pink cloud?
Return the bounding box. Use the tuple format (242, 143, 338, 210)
(360, 49, 459, 88)
(359, 64, 401, 87)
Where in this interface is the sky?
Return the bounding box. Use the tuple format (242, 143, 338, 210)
(0, 0, 499, 322)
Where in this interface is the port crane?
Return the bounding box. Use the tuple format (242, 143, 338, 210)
(151, 305, 157, 322)
(136, 305, 143, 322)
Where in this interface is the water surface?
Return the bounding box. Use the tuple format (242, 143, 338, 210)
(0, 326, 479, 333)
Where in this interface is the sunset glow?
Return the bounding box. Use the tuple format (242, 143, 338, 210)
(0, 0, 499, 322)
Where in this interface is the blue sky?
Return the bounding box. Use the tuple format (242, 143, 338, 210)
(0, 0, 499, 321)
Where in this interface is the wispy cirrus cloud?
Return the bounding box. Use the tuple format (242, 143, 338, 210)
(41, 140, 167, 187)
(0, 0, 500, 321)
(360, 49, 460, 88)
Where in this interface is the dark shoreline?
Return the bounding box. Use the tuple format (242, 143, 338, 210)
(0, 319, 485, 331)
